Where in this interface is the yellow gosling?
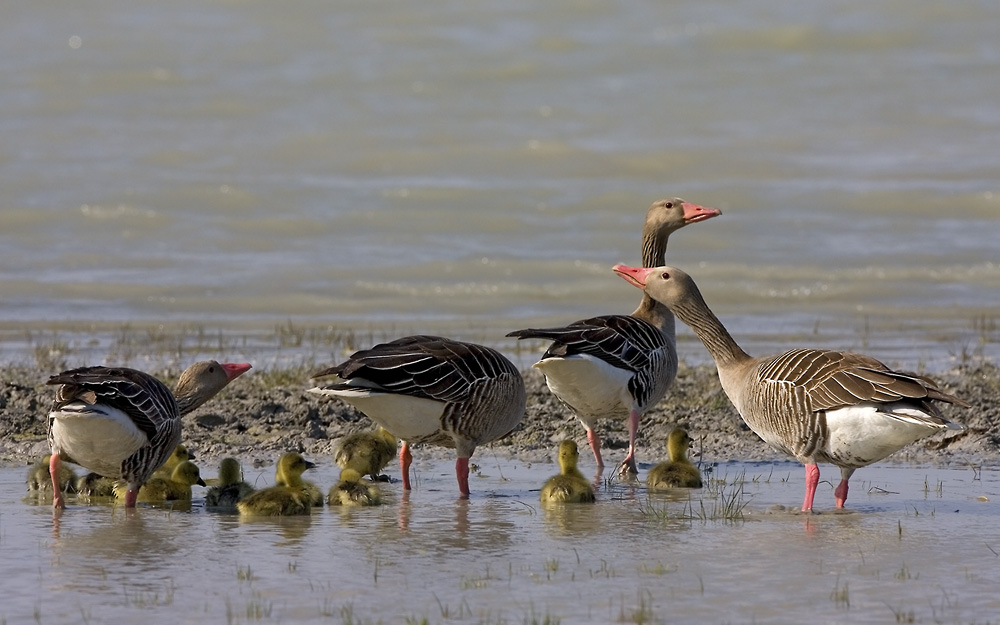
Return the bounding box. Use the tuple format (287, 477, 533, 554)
(647, 428, 703, 489)
(27, 455, 78, 493)
(75, 472, 118, 497)
(275, 455, 323, 507)
(335, 427, 397, 481)
(540, 440, 596, 504)
(152, 444, 195, 479)
(327, 468, 382, 507)
(116, 460, 206, 502)
(205, 457, 255, 507)
(237, 453, 316, 516)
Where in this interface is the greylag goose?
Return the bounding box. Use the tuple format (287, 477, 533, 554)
(646, 428, 703, 489)
(335, 427, 397, 481)
(237, 453, 316, 516)
(309, 335, 526, 497)
(508, 198, 721, 476)
(540, 440, 596, 504)
(614, 264, 967, 511)
(327, 468, 382, 506)
(46, 360, 251, 509)
(204, 457, 255, 507)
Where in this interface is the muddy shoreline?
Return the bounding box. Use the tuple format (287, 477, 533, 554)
(2, 360, 998, 471)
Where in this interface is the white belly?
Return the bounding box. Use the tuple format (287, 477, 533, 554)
(823, 403, 948, 467)
(49, 403, 148, 477)
(533, 355, 633, 425)
(309, 387, 447, 442)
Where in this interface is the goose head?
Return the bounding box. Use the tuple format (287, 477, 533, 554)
(613, 264, 700, 307)
(173, 360, 252, 414)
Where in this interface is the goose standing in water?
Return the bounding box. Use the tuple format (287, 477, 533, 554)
(646, 428, 703, 489)
(309, 335, 526, 497)
(237, 453, 316, 516)
(540, 440, 596, 504)
(613, 264, 967, 511)
(46, 360, 251, 509)
(508, 199, 721, 477)
(335, 427, 397, 481)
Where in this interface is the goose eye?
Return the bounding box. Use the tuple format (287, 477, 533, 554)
(663, 202, 673, 208)
(661, 272, 670, 280)
(208, 366, 216, 373)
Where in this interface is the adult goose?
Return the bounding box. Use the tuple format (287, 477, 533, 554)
(613, 264, 967, 511)
(46, 360, 251, 509)
(507, 198, 720, 476)
(309, 335, 526, 497)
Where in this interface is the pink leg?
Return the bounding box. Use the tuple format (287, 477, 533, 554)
(50, 454, 66, 510)
(834, 468, 854, 508)
(617, 409, 640, 476)
(456, 457, 470, 498)
(802, 463, 820, 512)
(834, 481, 849, 508)
(125, 487, 139, 508)
(400, 442, 413, 491)
(586, 428, 604, 469)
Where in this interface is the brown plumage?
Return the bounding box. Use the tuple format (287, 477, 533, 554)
(508, 198, 721, 478)
(46, 360, 250, 508)
(309, 335, 526, 497)
(614, 264, 967, 511)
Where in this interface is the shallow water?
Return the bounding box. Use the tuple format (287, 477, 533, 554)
(4, 458, 998, 624)
(2, 0, 999, 370)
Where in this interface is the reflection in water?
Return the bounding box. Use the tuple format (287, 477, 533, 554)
(0, 461, 997, 624)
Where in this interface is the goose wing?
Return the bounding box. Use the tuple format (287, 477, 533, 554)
(312, 335, 519, 402)
(756, 348, 970, 413)
(47, 366, 180, 441)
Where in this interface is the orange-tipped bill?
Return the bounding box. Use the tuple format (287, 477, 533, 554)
(681, 202, 721, 225)
(613, 264, 658, 289)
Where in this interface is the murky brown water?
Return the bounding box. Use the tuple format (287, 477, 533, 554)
(4, 458, 998, 624)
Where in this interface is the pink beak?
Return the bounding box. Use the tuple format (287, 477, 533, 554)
(613, 264, 658, 289)
(221, 362, 253, 381)
(681, 202, 722, 224)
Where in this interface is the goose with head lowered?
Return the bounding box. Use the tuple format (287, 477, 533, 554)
(46, 360, 251, 509)
(613, 264, 967, 512)
(309, 335, 526, 498)
(508, 198, 721, 477)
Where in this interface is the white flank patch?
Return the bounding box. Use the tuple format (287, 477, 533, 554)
(309, 386, 446, 441)
(49, 403, 148, 477)
(824, 402, 948, 465)
(533, 355, 633, 422)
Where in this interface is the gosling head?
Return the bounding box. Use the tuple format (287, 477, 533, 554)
(217, 457, 243, 486)
(172, 461, 207, 487)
